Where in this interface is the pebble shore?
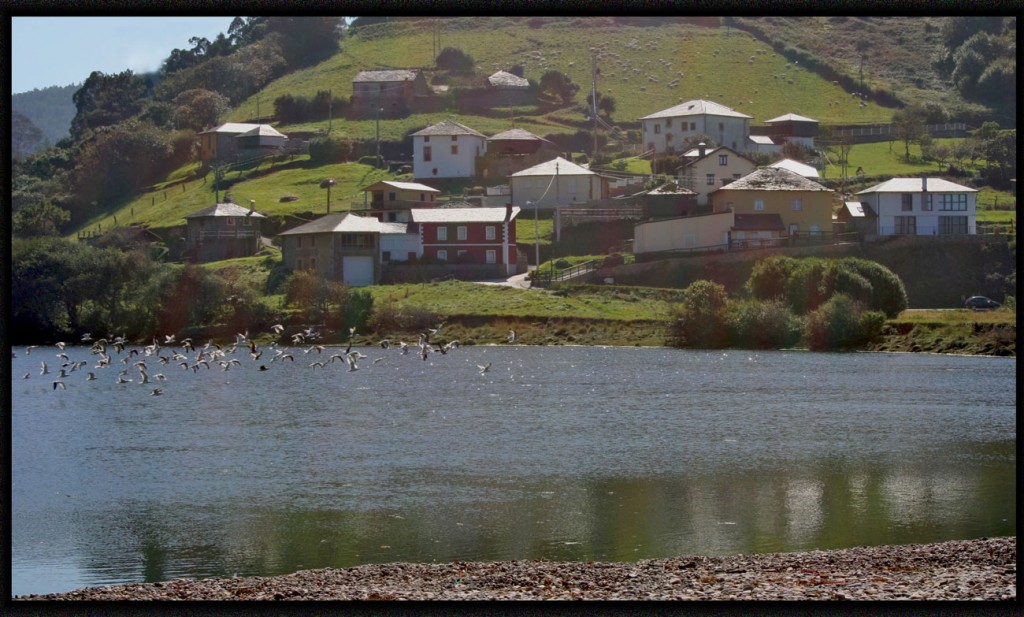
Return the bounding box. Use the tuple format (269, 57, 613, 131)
(15, 536, 1015, 601)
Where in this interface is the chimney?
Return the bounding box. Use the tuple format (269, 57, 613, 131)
(922, 177, 928, 192)
(698, 142, 706, 158)
(249, 199, 255, 215)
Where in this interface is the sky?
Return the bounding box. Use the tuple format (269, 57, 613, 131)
(11, 16, 239, 94)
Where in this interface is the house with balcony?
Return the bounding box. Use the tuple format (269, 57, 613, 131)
(710, 166, 835, 242)
(676, 144, 757, 207)
(411, 204, 523, 277)
(640, 99, 752, 155)
(855, 177, 977, 236)
(359, 180, 441, 223)
(183, 201, 265, 262)
(410, 119, 488, 180)
(278, 212, 391, 287)
(351, 69, 433, 116)
(481, 127, 560, 180)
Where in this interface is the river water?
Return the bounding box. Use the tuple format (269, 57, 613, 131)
(10, 344, 1016, 596)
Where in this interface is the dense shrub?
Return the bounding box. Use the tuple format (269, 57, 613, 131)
(727, 298, 803, 349)
(837, 257, 909, 317)
(804, 294, 886, 351)
(746, 256, 797, 300)
(308, 135, 354, 165)
(784, 258, 831, 314)
(669, 280, 730, 348)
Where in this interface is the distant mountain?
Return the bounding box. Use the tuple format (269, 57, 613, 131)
(12, 83, 79, 151)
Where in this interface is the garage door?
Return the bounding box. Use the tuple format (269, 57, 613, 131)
(342, 256, 374, 287)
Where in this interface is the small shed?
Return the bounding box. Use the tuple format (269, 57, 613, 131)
(183, 201, 266, 262)
(641, 182, 699, 220)
(835, 200, 878, 236)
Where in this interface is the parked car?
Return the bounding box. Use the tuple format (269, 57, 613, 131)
(964, 296, 1001, 310)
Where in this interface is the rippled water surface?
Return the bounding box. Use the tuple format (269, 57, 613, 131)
(11, 345, 1016, 596)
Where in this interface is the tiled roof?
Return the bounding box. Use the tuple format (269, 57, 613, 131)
(509, 156, 595, 177)
(856, 178, 977, 194)
(278, 213, 384, 235)
(236, 125, 287, 138)
(487, 70, 530, 89)
(362, 180, 441, 193)
(716, 167, 831, 192)
(184, 202, 266, 218)
(768, 158, 819, 178)
(411, 206, 520, 223)
(411, 119, 487, 138)
(734, 213, 785, 231)
(488, 128, 550, 142)
(640, 99, 752, 120)
(353, 69, 420, 82)
(646, 182, 697, 196)
(765, 113, 819, 123)
(198, 122, 261, 135)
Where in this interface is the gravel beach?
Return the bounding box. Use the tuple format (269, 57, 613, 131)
(14, 536, 1015, 601)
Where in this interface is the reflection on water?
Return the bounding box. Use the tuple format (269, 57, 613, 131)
(11, 346, 1016, 596)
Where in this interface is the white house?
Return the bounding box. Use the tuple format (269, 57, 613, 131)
(411, 119, 487, 180)
(639, 99, 752, 155)
(855, 177, 978, 236)
(507, 156, 608, 210)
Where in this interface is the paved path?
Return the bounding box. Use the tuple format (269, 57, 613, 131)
(473, 271, 533, 289)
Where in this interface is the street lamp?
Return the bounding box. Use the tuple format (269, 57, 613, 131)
(528, 200, 539, 273)
(320, 178, 337, 213)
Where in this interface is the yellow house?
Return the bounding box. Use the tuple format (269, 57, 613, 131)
(710, 167, 835, 240)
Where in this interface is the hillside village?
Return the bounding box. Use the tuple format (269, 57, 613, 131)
(185, 80, 987, 289)
(10, 16, 1016, 350)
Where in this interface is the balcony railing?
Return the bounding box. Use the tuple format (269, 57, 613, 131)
(195, 229, 261, 240)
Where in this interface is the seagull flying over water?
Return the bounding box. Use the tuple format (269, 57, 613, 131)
(478, 363, 491, 375)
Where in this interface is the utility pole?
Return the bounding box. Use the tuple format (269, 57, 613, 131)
(375, 89, 383, 168)
(256, 94, 260, 123)
(591, 51, 599, 160)
(328, 88, 332, 133)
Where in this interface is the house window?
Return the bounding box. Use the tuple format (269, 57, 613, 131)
(243, 217, 251, 226)
(923, 194, 933, 211)
(901, 194, 913, 211)
(451, 144, 459, 155)
(437, 227, 448, 241)
(387, 212, 397, 222)
(432, 168, 438, 176)
(457, 226, 467, 240)
(719, 154, 728, 166)
(654, 124, 661, 135)
(895, 215, 917, 235)
(485, 226, 496, 240)
(424, 146, 432, 161)
(382, 251, 391, 262)
(690, 122, 696, 130)
(437, 249, 448, 261)
(226, 217, 235, 226)
(938, 216, 968, 235)
(666, 133, 673, 142)
(754, 199, 765, 211)
(938, 193, 967, 211)
(296, 258, 304, 270)
(451, 135, 458, 141)
(791, 198, 803, 211)
(706, 174, 715, 186)
(424, 136, 430, 142)
(718, 122, 725, 131)
(389, 192, 397, 201)
(666, 118, 672, 128)
(486, 249, 497, 264)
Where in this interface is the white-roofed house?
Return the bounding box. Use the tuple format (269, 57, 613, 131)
(410, 119, 488, 180)
(639, 99, 752, 155)
(278, 212, 390, 287)
(481, 127, 559, 180)
(411, 205, 523, 277)
(359, 180, 442, 223)
(763, 113, 820, 150)
(711, 166, 835, 243)
(183, 201, 266, 262)
(234, 124, 288, 160)
(197, 122, 260, 163)
(676, 144, 757, 207)
(855, 177, 977, 237)
(508, 156, 608, 211)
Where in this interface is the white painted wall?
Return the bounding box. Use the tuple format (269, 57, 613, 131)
(860, 191, 976, 236)
(633, 211, 734, 255)
(413, 134, 487, 179)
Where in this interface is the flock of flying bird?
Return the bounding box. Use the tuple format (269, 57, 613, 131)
(16, 325, 520, 395)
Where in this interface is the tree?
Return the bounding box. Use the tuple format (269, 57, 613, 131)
(11, 110, 44, 159)
(172, 89, 230, 131)
(70, 70, 148, 139)
(264, 17, 342, 68)
(13, 200, 71, 237)
(436, 47, 475, 73)
(891, 104, 928, 162)
(586, 91, 616, 118)
(539, 70, 580, 105)
(669, 280, 730, 348)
